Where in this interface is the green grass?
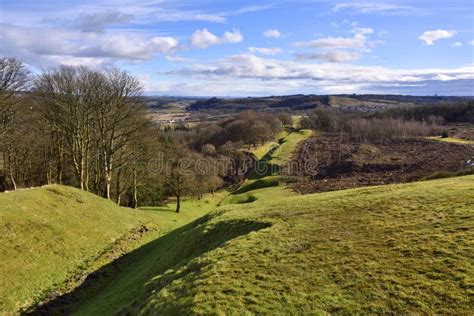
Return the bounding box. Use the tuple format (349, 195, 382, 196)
(7, 124, 472, 314)
(231, 177, 280, 195)
(229, 128, 312, 205)
(246, 130, 289, 160)
(423, 167, 474, 180)
(63, 176, 473, 315)
(426, 136, 474, 144)
(224, 184, 294, 205)
(0, 186, 225, 314)
(139, 191, 227, 231)
(267, 129, 312, 165)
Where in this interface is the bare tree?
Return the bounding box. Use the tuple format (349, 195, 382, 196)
(95, 68, 146, 199)
(0, 57, 30, 190)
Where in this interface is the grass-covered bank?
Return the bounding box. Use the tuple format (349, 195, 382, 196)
(0, 186, 226, 314)
(43, 175, 474, 315)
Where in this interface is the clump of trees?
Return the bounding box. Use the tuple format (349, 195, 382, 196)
(379, 102, 474, 123)
(301, 108, 444, 141)
(1, 60, 159, 205)
(192, 110, 284, 149)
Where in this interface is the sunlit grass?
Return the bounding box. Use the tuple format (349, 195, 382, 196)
(426, 136, 474, 144)
(268, 129, 312, 165)
(0, 186, 226, 314)
(72, 176, 474, 315)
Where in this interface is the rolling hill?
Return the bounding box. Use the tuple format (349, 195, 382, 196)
(32, 175, 474, 315)
(187, 94, 473, 113)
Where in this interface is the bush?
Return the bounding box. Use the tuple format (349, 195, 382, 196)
(441, 130, 449, 138)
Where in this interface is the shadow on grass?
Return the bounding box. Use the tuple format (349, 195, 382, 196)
(237, 195, 257, 204)
(232, 179, 279, 195)
(246, 136, 288, 181)
(23, 213, 271, 315)
(139, 206, 176, 213)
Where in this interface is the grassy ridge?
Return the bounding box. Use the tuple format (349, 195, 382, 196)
(63, 176, 474, 315)
(127, 176, 474, 314)
(267, 129, 312, 165)
(0, 186, 226, 314)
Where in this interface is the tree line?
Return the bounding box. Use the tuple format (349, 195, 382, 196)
(0, 57, 288, 211)
(298, 104, 474, 142)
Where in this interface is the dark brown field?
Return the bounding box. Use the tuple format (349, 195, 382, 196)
(287, 133, 474, 194)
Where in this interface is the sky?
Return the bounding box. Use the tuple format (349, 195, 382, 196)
(1, 0, 473, 96)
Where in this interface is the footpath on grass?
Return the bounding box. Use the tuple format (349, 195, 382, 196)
(226, 128, 312, 205)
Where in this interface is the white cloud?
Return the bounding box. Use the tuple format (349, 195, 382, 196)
(263, 29, 281, 38)
(190, 28, 243, 48)
(418, 30, 456, 45)
(189, 29, 220, 48)
(296, 50, 361, 63)
(332, 2, 413, 14)
(352, 27, 374, 35)
(294, 27, 377, 51)
(168, 53, 474, 86)
(223, 29, 244, 43)
(151, 36, 180, 53)
(248, 47, 282, 56)
(0, 23, 180, 65)
(295, 34, 366, 49)
(468, 40, 474, 46)
(433, 74, 456, 81)
(451, 42, 463, 47)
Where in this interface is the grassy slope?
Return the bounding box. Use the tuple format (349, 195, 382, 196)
(0, 185, 154, 313)
(72, 176, 473, 315)
(247, 130, 289, 160)
(230, 129, 312, 204)
(267, 129, 312, 165)
(0, 185, 225, 314)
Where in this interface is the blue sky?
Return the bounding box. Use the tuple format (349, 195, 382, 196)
(1, 0, 473, 96)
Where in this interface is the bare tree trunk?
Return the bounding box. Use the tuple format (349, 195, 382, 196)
(115, 168, 121, 204)
(133, 167, 138, 209)
(9, 162, 17, 191)
(176, 194, 180, 213)
(104, 149, 112, 200)
(105, 172, 112, 200)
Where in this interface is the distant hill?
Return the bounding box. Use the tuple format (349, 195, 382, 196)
(188, 94, 474, 113)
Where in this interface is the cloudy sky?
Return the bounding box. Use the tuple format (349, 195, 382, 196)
(1, 0, 473, 96)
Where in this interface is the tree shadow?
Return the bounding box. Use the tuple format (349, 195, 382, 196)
(23, 213, 271, 315)
(139, 206, 176, 213)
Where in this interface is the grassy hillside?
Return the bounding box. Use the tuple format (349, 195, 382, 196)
(0, 186, 225, 314)
(50, 176, 473, 315)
